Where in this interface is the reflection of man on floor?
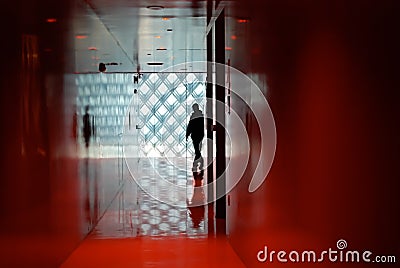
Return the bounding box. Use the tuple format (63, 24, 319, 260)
(187, 172, 205, 228)
(186, 103, 204, 174)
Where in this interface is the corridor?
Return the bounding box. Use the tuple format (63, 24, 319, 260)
(1, 0, 399, 267)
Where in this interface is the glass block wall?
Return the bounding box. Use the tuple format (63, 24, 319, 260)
(74, 72, 205, 158)
(137, 73, 206, 157)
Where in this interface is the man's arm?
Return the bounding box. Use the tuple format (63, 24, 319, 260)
(186, 120, 192, 140)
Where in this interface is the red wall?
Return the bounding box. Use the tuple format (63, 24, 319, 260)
(226, 1, 400, 267)
(0, 1, 123, 266)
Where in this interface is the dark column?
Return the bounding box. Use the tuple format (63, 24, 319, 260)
(206, 31, 214, 204)
(215, 10, 226, 219)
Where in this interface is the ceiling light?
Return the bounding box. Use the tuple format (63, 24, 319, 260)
(147, 5, 164, 10)
(76, 35, 88, 39)
(88, 47, 97, 51)
(237, 19, 249, 23)
(155, 36, 161, 39)
(46, 18, 57, 23)
(157, 48, 167, 51)
(162, 17, 170, 21)
(147, 62, 164, 66)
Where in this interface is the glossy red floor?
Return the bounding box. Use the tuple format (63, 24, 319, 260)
(61, 235, 244, 267)
(60, 157, 244, 267)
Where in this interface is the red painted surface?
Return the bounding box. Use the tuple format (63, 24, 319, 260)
(0, 2, 123, 266)
(226, 1, 400, 267)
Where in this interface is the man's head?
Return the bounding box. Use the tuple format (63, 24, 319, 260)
(192, 103, 199, 112)
(85, 105, 89, 112)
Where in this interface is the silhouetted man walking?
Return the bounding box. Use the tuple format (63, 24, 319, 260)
(186, 103, 204, 160)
